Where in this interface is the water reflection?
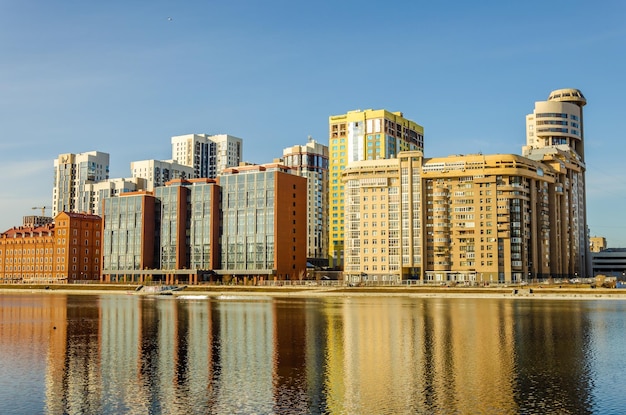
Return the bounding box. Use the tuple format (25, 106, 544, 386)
(1, 294, 625, 414)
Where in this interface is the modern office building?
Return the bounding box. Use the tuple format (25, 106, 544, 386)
(102, 179, 221, 284)
(171, 133, 243, 179)
(52, 151, 110, 216)
(153, 178, 221, 284)
(155, 182, 189, 274)
(130, 159, 194, 191)
(591, 248, 626, 279)
(523, 88, 589, 277)
(103, 167, 305, 283)
(281, 137, 329, 262)
(328, 109, 424, 267)
(0, 212, 102, 283)
(187, 179, 221, 275)
(219, 163, 307, 281)
(101, 192, 157, 283)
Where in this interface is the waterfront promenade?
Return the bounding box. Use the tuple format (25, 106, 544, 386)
(2, 283, 626, 300)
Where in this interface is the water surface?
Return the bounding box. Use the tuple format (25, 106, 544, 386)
(1, 293, 625, 414)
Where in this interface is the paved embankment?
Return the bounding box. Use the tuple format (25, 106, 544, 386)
(1, 284, 626, 300)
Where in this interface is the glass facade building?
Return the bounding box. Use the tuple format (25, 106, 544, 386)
(102, 193, 156, 279)
(220, 171, 276, 272)
(219, 164, 307, 280)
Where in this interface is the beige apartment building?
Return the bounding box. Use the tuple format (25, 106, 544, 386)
(522, 88, 589, 277)
(589, 237, 607, 253)
(342, 151, 575, 284)
(340, 88, 590, 283)
(343, 157, 419, 282)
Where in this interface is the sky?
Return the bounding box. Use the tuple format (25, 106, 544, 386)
(1, 0, 626, 245)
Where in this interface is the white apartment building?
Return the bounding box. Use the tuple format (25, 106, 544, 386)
(87, 177, 147, 215)
(171, 133, 243, 179)
(52, 151, 110, 216)
(130, 159, 194, 191)
(281, 138, 329, 261)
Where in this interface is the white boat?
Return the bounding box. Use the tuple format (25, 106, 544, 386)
(134, 285, 187, 295)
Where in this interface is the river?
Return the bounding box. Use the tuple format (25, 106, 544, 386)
(0, 293, 625, 414)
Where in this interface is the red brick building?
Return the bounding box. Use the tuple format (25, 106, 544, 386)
(0, 212, 102, 283)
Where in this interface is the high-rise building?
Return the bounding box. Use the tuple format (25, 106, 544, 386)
(339, 88, 590, 283)
(52, 151, 110, 216)
(281, 137, 329, 262)
(342, 151, 562, 284)
(343, 156, 421, 282)
(130, 159, 194, 191)
(420, 153, 556, 284)
(328, 109, 424, 267)
(523, 88, 589, 277)
(219, 163, 307, 281)
(171, 133, 243, 179)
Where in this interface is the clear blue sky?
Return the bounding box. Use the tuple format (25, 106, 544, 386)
(2, 1, 626, 245)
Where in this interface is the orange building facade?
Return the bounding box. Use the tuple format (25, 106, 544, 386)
(0, 212, 102, 284)
(0, 223, 56, 283)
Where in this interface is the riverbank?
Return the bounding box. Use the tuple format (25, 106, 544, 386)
(2, 283, 626, 300)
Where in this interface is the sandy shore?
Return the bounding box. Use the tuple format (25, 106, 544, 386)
(1, 284, 626, 300)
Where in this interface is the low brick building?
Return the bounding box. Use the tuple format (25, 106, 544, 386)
(0, 212, 102, 283)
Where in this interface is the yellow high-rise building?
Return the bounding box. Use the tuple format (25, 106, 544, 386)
(328, 109, 424, 266)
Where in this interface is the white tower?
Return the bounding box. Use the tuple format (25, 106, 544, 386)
(171, 134, 243, 179)
(52, 151, 110, 216)
(523, 88, 588, 277)
(281, 137, 329, 261)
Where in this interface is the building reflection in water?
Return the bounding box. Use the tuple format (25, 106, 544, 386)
(209, 299, 275, 414)
(511, 300, 593, 413)
(0, 294, 603, 414)
(318, 298, 591, 414)
(0, 294, 68, 414)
